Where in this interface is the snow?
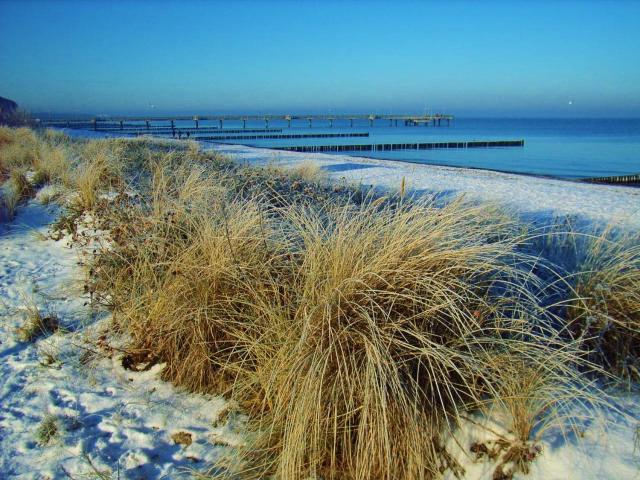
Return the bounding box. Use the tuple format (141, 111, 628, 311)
(210, 144, 640, 230)
(444, 397, 640, 480)
(0, 200, 232, 479)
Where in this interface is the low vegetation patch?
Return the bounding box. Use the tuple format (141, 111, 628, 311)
(284, 159, 327, 183)
(35, 414, 59, 446)
(566, 229, 640, 382)
(17, 304, 59, 342)
(172, 431, 193, 447)
(1, 127, 637, 479)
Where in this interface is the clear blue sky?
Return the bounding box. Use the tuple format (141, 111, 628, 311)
(1, 0, 639, 117)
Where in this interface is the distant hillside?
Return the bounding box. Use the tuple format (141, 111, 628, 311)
(0, 96, 18, 115)
(0, 96, 30, 126)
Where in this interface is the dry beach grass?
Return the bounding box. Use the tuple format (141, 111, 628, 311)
(567, 229, 640, 382)
(0, 127, 638, 479)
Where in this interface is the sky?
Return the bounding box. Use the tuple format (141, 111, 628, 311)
(1, 0, 639, 117)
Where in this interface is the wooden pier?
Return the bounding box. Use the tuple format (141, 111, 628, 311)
(39, 112, 454, 130)
(273, 139, 524, 153)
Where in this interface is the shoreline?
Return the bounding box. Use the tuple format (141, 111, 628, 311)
(209, 142, 640, 229)
(222, 142, 618, 184)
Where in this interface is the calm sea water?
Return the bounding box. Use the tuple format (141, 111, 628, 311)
(170, 118, 640, 179)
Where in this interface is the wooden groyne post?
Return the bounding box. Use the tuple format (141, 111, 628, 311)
(582, 173, 640, 186)
(273, 139, 524, 153)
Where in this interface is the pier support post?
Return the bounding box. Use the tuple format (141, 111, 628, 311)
(120, 120, 123, 130)
(146, 120, 150, 131)
(350, 118, 354, 127)
(242, 119, 246, 129)
(195, 119, 199, 129)
(308, 118, 312, 128)
(219, 119, 223, 129)
(93, 119, 97, 131)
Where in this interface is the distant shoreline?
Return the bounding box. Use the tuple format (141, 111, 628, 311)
(215, 141, 639, 187)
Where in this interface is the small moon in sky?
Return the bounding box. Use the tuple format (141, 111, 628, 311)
(568, 101, 573, 105)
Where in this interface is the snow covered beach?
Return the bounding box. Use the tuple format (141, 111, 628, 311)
(0, 202, 237, 478)
(1, 129, 639, 479)
(1, 177, 638, 480)
(211, 143, 640, 230)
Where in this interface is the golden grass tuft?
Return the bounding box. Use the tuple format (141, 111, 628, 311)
(567, 229, 640, 381)
(72, 141, 127, 210)
(41, 128, 71, 146)
(0, 126, 13, 147)
(74, 158, 107, 211)
(223, 199, 550, 480)
(1, 169, 35, 219)
(486, 340, 603, 444)
(9, 168, 34, 197)
(17, 304, 59, 342)
(95, 161, 283, 393)
(33, 144, 74, 187)
(0, 127, 40, 174)
(286, 160, 327, 183)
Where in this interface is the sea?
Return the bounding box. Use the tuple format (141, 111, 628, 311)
(69, 116, 640, 180)
(173, 117, 639, 180)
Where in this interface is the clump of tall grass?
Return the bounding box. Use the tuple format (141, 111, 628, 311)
(71, 140, 127, 210)
(41, 128, 70, 146)
(0, 127, 13, 147)
(221, 198, 560, 480)
(566, 229, 640, 382)
(17, 302, 59, 342)
(0, 127, 76, 214)
(85, 156, 604, 479)
(0, 190, 18, 221)
(476, 337, 606, 480)
(0, 127, 40, 176)
(1, 168, 35, 219)
(33, 144, 73, 187)
(93, 160, 284, 393)
(286, 160, 327, 183)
